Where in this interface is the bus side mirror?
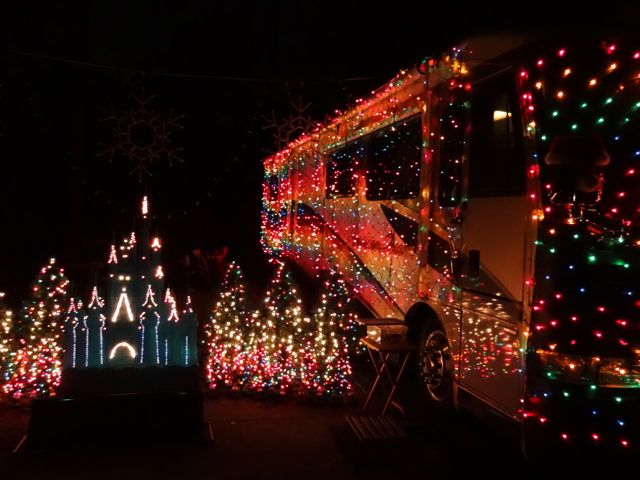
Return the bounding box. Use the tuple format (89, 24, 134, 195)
(452, 253, 462, 277)
(544, 135, 610, 206)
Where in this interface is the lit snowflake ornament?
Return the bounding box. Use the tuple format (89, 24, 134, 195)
(99, 89, 184, 181)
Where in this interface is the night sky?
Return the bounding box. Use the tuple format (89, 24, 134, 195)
(0, 1, 635, 307)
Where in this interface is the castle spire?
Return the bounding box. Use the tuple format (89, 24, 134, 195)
(142, 284, 157, 307)
(108, 244, 118, 264)
(183, 295, 193, 314)
(88, 286, 104, 309)
(164, 288, 179, 322)
(142, 196, 149, 218)
(154, 265, 164, 279)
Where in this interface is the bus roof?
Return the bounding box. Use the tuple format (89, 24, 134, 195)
(264, 33, 529, 166)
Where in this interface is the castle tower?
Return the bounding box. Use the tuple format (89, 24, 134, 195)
(63, 299, 78, 370)
(86, 286, 106, 367)
(179, 296, 198, 366)
(140, 284, 161, 366)
(64, 196, 197, 371)
(160, 288, 179, 366)
(74, 300, 88, 368)
(105, 197, 159, 366)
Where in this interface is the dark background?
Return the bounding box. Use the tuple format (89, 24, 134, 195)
(0, 1, 635, 307)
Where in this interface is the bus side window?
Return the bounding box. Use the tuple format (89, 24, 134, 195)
(438, 104, 467, 207)
(365, 117, 421, 201)
(326, 141, 362, 198)
(267, 174, 279, 201)
(469, 72, 525, 197)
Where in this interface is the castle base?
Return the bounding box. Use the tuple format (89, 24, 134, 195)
(23, 367, 206, 451)
(59, 365, 201, 396)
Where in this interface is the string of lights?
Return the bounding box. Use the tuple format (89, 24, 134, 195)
(12, 50, 374, 84)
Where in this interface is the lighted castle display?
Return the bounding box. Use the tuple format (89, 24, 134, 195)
(63, 197, 197, 369)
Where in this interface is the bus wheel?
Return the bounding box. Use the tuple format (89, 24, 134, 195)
(418, 328, 453, 404)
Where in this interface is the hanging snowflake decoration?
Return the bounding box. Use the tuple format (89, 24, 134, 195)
(262, 93, 316, 153)
(99, 89, 184, 181)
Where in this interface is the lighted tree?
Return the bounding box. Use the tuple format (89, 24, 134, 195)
(325, 274, 360, 356)
(243, 309, 273, 391)
(201, 260, 356, 398)
(257, 261, 307, 392)
(205, 261, 250, 389)
(0, 292, 15, 384)
(3, 259, 69, 399)
(306, 276, 354, 397)
(2, 338, 62, 399)
(17, 258, 70, 344)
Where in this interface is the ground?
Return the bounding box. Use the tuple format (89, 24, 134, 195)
(0, 367, 526, 480)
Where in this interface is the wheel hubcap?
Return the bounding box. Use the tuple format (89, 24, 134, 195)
(419, 330, 451, 401)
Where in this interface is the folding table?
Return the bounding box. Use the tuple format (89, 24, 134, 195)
(360, 335, 417, 416)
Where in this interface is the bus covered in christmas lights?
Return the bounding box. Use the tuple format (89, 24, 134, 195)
(262, 33, 640, 455)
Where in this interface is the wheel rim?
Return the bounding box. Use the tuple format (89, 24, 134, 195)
(419, 330, 451, 401)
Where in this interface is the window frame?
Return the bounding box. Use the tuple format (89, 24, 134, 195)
(364, 115, 423, 201)
(325, 140, 363, 199)
(469, 69, 525, 198)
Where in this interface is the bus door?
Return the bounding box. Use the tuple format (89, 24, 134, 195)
(361, 117, 423, 313)
(322, 140, 367, 294)
(324, 139, 362, 260)
(458, 69, 527, 417)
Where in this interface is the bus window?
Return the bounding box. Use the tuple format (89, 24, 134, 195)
(267, 174, 279, 201)
(326, 141, 363, 198)
(438, 103, 468, 206)
(469, 72, 525, 197)
(380, 204, 418, 249)
(365, 117, 421, 201)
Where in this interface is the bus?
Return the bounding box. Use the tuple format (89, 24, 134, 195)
(261, 33, 640, 456)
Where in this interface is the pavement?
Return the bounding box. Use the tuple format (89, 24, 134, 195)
(0, 367, 526, 480)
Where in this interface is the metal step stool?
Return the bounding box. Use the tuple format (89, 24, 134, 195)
(345, 415, 407, 442)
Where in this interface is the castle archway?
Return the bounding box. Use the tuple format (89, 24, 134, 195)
(109, 342, 137, 366)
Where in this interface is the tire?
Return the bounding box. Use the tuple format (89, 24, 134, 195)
(416, 326, 453, 408)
